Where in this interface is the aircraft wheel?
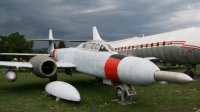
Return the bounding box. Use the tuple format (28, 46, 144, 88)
(116, 87, 126, 100)
(96, 77, 103, 85)
(188, 71, 194, 78)
(49, 73, 57, 82)
(184, 70, 194, 78)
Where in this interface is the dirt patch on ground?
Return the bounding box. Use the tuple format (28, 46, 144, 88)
(180, 88, 200, 92)
(0, 89, 7, 93)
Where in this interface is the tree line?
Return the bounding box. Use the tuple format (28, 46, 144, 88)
(0, 32, 66, 61)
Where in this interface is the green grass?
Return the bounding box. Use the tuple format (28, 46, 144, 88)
(0, 66, 200, 112)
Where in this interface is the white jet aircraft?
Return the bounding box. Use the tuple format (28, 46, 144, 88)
(109, 27, 200, 77)
(0, 27, 193, 101)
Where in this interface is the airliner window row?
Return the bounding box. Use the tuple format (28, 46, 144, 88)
(114, 41, 186, 51)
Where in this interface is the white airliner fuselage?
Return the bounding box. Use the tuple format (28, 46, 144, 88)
(109, 27, 200, 65)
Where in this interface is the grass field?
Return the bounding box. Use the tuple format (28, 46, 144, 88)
(0, 66, 200, 112)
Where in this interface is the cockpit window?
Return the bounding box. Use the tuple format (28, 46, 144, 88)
(81, 40, 115, 52)
(105, 44, 115, 51)
(86, 43, 91, 49)
(99, 45, 108, 51)
(91, 43, 96, 49)
(82, 44, 86, 48)
(95, 44, 100, 50)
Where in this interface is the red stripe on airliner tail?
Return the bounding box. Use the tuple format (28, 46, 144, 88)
(182, 45, 200, 49)
(168, 41, 185, 45)
(104, 57, 120, 82)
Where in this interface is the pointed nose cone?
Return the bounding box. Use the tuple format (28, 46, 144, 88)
(154, 71, 193, 84)
(71, 93, 81, 102)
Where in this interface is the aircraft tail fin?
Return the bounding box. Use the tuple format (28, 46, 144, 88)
(28, 29, 62, 55)
(93, 26, 102, 40)
(49, 29, 54, 39)
(48, 29, 55, 53)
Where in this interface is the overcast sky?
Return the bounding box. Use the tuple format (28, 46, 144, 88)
(1, 0, 200, 49)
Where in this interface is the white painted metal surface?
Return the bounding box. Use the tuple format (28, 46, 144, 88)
(93, 26, 102, 40)
(45, 81, 81, 101)
(117, 56, 159, 86)
(154, 71, 193, 84)
(56, 61, 76, 68)
(0, 61, 32, 68)
(109, 27, 200, 64)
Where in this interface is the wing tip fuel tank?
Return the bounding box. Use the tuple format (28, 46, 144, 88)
(45, 81, 81, 101)
(154, 71, 193, 84)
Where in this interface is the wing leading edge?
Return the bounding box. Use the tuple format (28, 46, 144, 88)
(0, 53, 49, 56)
(0, 61, 33, 68)
(0, 61, 76, 69)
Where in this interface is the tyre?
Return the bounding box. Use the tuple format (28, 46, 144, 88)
(116, 87, 126, 99)
(49, 73, 57, 82)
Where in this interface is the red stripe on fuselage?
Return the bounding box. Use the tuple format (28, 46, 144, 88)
(104, 57, 120, 82)
(52, 49, 57, 58)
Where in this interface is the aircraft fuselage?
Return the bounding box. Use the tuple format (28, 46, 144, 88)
(109, 27, 200, 65)
(51, 40, 192, 86)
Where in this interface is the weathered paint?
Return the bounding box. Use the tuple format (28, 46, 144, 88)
(109, 27, 200, 64)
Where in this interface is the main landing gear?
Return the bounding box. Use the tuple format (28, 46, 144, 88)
(94, 78, 137, 102)
(184, 64, 196, 78)
(96, 77, 103, 85)
(49, 73, 57, 82)
(49, 69, 74, 82)
(116, 83, 136, 102)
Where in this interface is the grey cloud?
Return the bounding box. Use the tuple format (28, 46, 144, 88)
(0, 0, 200, 48)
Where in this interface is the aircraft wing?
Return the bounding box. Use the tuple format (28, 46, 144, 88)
(0, 61, 33, 68)
(0, 53, 49, 56)
(0, 61, 76, 69)
(56, 61, 76, 68)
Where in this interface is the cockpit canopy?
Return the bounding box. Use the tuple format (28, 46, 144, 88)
(80, 40, 115, 52)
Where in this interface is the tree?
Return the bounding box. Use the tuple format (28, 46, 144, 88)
(0, 32, 34, 61)
(58, 41, 66, 48)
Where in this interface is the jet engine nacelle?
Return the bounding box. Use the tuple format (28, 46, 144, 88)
(117, 56, 159, 86)
(5, 71, 17, 82)
(29, 55, 57, 78)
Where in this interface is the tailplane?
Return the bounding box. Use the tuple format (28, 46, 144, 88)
(28, 29, 62, 54)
